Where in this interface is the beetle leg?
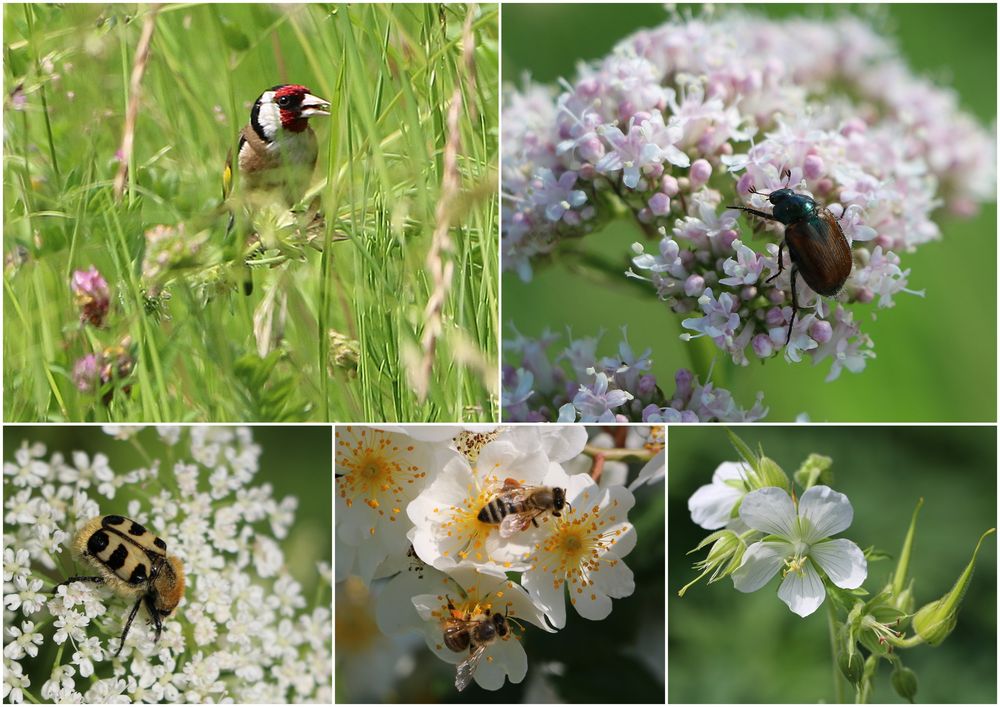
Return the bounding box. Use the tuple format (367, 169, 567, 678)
(765, 241, 786, 284)
(144, 594, 164, 642)
(729, 205, 779, 222)
(786, 265, 799, 345)
(115, 596, 144, 657)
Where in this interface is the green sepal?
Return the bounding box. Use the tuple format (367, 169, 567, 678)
(862, 545, 892, 563)
(892, 498, 923, 596)
(912, 528, 996, 646)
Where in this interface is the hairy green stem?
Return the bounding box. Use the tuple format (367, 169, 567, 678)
(828, 600, 845, 704)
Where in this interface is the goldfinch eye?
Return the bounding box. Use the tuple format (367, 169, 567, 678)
(277, 95, 290, 107)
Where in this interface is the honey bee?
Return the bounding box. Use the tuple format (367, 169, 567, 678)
(442, 596, 511, 691)
(54, 515, 185, 657)
(477, 478, 570, 537)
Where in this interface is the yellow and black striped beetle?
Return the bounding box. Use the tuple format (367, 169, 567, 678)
(55, 515, 185, 657)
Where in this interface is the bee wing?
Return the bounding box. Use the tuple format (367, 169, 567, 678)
(499, 511, 536, 538)
(455, 644, 487, 692)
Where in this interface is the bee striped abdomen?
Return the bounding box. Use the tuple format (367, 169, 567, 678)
(477, 498, 522, 524)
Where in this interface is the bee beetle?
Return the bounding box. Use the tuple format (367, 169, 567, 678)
(54, 515, 185, 657)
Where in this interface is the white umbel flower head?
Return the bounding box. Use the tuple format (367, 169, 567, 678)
(732, 485, 867, 617)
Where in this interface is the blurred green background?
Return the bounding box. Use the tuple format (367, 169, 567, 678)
(2, 425, 333, 588)
(668, 426, 997, 703)
(502, 4, 997, 422)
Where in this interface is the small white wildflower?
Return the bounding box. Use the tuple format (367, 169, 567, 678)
(5, 621, 44, 659)
(40, 664, 76, 701)
(3, 441, 49, 487)
(157, 426, 183, 445)
(4, 489, 38, 525)
(52, 606, 90, 644)
(3, 548, 31, 581)
(269, 495, 298, 539)
(3, 656, 30, 703)
(174, 461, 199, 496)
(253, 535, 284, 578)
(84, 676, 129, 703)
(268, 574, 307, 617)
(102, 425, 145, 439)
(71, 635, 104, 677)
(4, 575, 46, 615)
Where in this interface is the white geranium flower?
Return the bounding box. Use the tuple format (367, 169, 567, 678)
(731, 485, 867, 617)
(687, 461, 750, 530)
(521, 468, 636, 629)
(335, 426, 455, 584)
(411, 568, 553, 692)
(407, 438, 551, 573)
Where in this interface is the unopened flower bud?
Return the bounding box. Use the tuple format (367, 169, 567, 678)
(838, 649, 864, 685)
(913, 529, 995, 645)
(891, 665, 917, 703)
(757, 456, 790, 490)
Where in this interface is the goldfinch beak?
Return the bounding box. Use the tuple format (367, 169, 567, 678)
(300, 93, 330, 118)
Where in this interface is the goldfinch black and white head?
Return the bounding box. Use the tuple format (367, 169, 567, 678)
(224, 83, 330, 205)
(249, 84, 331, 141)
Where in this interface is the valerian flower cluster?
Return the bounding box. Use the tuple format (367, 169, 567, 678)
(503, 327, 766, 422)
(502, 11, 995, 383)
(2, 426, 332, 704)
(335, 426, 662, 694)
(680, 433, 995, 702)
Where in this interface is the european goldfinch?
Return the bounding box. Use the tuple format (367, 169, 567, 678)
(224, 84, 330, 293)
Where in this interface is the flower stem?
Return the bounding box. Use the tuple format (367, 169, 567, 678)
(581, 444, 656, 462)
(827, 600, 845, 704)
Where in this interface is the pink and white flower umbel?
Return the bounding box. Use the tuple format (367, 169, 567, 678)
(732, 486, 867, 617)
(521, 469, 636, 629)
(335, 427, 456, 584)
(411, 568, 553, 692)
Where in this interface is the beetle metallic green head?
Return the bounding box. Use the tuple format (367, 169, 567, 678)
(766, 188, 818, 225)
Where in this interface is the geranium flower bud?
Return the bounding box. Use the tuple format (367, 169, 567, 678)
(912, 529, 995, 645)
(891, 664, 918, 703)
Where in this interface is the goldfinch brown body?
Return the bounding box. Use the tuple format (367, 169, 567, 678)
(224, 84, 330, 293)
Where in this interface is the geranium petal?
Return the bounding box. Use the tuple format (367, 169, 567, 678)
(811, 539, 867, 589)
(732, 540, 789, 593)
(798, 485, 854, 543)
(688, 465, 745, 530)
(738, 487, 798, 538)
(778, 562, 826, 617)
